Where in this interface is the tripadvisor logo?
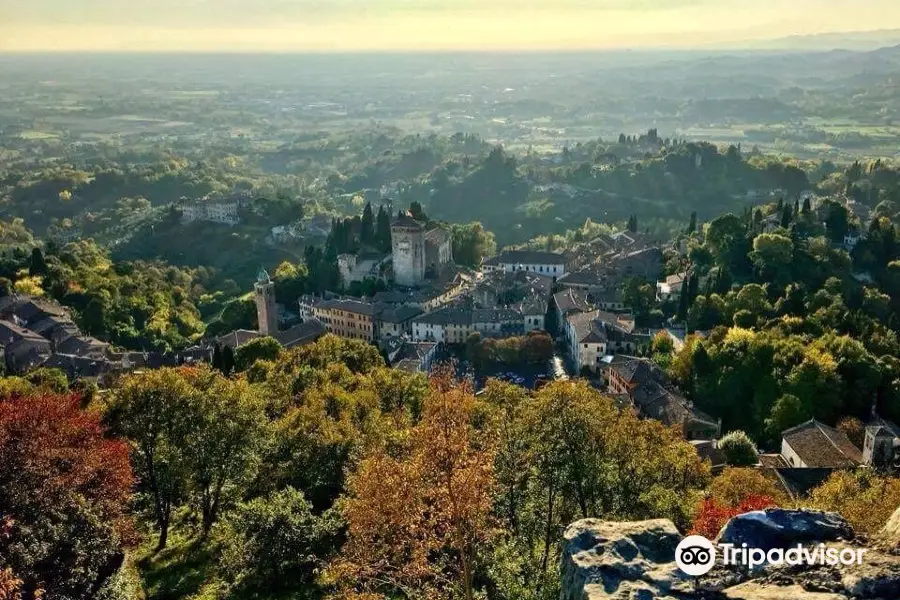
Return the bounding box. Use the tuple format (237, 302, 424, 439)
(675, 535, 868, 576)
(675, 535, 717, 575)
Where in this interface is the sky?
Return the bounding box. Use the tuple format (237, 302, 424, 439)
(2, 0, 900, 52)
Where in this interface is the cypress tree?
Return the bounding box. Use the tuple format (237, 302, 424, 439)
(212, 343, 223, 372)
(222, 345, 236, 376)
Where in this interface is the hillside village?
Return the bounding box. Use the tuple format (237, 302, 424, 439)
(7, 185, 894, 509)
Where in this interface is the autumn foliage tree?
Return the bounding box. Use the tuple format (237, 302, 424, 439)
(691, 468, 785, 538)
(0, 393, 133, 599)
(334, 371, 496, 600)
(691, 495, 777, 539)
(810, 470, 900, 535)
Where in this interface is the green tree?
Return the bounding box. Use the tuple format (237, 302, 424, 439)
(222, 345, 236, 375)
(766, 393, 808, 436)
(451, 222, 497, 268)
(186, 374, 269, 535)
(219, 487, 339, 592)
(29, 247, 47, 276)
(706, 213, 749, 274)
(360, 202, 375, 246)
(234, 336, 283, 372)
(107, 368, 195, 549)
(376, 204, 392, 252)
(750, 233, 794, 284)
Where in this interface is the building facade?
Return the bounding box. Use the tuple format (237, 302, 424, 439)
(482, 250, 568, 277)
(313, 299, 377, 342)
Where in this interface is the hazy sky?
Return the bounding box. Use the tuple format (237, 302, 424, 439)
(2, 0, 900, 52)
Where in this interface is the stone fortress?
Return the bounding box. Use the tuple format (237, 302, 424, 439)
(390, 210, 453, 287)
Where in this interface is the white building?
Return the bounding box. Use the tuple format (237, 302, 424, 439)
(565, 310, 638, 373)
(482, 250, 568, 277)
(656, 272, 688, 303)
(182, 200, 240, 225)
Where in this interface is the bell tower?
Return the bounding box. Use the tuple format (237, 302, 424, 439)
(255, 267, 278, 336)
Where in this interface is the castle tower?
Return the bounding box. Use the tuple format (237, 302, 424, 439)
(255, 267, 278, 336)
(391, 212, 426, 287)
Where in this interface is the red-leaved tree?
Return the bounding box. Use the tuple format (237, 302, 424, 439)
(0, 393, 133, 599)
(690, 494, 777, 539)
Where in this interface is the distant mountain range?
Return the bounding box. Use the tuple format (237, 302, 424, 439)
(732, 29, 900, 51)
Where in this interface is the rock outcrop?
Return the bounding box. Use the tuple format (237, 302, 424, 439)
(560, 518, 693, 600)
(715, 509, 853, 551)
(561, 509, 900, 600)
(882, 505, 900, 547)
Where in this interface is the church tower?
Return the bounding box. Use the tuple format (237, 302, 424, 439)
(255, 267, 278, 336)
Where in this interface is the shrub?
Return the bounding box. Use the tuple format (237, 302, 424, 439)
(718, 430, 758, 466)
(218, 487, 339, 592)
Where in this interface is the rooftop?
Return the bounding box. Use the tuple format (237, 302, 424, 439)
(317, 298, 378, 317)
(425, 227, 452, 244)
(414, 306, 474, 326)
(486, 249, 567, 266)
(275, 320, 327, 348)
(782, 419, 862, 468)
(553, 288, 593, 315)
(392, 212, 426, 230)
(473, 308, 523, 323)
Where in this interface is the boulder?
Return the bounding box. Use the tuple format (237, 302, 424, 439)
(881, 505, 900, 547)
(560, 510, 900, 600)
(716, 509, 854, 552)
(560, 518, 695, 600)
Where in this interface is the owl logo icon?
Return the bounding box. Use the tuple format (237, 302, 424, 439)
(675, 535, 716, 576)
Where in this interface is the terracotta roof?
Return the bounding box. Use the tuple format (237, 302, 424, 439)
(782, 419, 862, 468)
(662, 272, 689, 287)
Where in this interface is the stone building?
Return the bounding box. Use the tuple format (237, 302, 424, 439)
(392, 213, 427, 286)
(391, 212, 454, 287)
(254, 268, 278, 336)
(425, 228, 454, 274)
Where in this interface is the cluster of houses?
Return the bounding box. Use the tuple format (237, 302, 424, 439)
(0, 294, 200, 383)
